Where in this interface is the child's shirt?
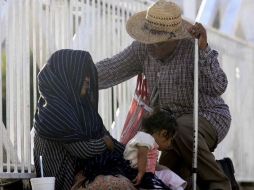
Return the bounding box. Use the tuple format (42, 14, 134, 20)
(123, 131, 159, 173)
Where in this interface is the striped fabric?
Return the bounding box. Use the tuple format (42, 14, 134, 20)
(34, 49, 109, 190)
(34, 49, 106, 142)
(34, 133, 125, 190)
(96, 39, 231, 143)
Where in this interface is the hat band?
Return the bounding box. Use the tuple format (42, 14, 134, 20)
(143, 22, 177, 38)
(147, 14, 181, 21)
(145, 19, 181, 33)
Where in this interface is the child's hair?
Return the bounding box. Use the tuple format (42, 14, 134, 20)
(141, 107, 177, 138)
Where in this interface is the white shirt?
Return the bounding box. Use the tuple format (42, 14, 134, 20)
(123, 131, 158, 169)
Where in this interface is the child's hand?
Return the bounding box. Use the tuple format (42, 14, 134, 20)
(133, 170, 145, 186)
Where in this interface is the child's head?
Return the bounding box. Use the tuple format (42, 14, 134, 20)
(141, 107, 177, 151)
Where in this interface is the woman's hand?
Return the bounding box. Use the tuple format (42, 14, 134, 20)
(187, 22, 208, 49)
(103, 135, 114, 151)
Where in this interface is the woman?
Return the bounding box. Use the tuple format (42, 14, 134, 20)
(34, 49, 171, 190)
(33, 49, 136, 190)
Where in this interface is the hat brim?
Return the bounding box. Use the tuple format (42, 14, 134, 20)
(126, 11, 192, 44)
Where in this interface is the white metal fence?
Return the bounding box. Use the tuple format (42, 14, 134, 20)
(0, 0, 33, 178)
(0, 0, 254, 182)
(0, 0, 147, 178)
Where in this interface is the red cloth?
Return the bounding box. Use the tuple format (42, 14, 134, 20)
(146, 147, 159, 173)
(120, 74, 152, 144)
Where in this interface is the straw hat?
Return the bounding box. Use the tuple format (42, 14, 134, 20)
(126, 0, 192, 44)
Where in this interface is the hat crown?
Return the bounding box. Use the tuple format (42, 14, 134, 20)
(125, 0, 191, 44)
(146, 0, 182, 33)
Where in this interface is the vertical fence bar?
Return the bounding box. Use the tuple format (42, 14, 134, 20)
(39, 0, 43, 69)
(60, 1, 67, 49)
(11, 0, 20, 173)
(17, 0, 23, 173)
(65, 0, 69, 48)
(32, 0, 37, 115)
(121, 2, 127, 126)
(7, 0, 15, 173)
(59, 2, 64, 49)
(24, 0, 31, 173)
(115, 0, 121, 135)
(50, 0, 56, 52)
(107, 0, 113, 130)
(110, 0, 117, 56)
(74, 1, 79, 49)
(31, 0, 38, 168)
(90, 0, 95, 55)
(5, 0, 10, 173)
(45, 0, 50, 61)
(5, 0, 9, 173)
(54, 2, 59, 51)
(0, 5, 3, 172)
(96, 0, 101, 54)
(108, 0, 112, 130)
(100, 0, 104, 58)
(68, 0, 73, 48)
(109, 0, 119, 132)
(105, 0, 109, 57)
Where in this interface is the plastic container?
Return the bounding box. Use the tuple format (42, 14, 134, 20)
(30, 177, 55, 190)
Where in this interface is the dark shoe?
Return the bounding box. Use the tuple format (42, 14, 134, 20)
(217, 157, 240, 190)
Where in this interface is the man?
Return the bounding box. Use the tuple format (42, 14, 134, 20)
(96, 0, 232, 189)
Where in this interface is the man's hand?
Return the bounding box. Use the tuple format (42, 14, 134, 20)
(187, 22, 208, 49)
(103, 135, 114, 151)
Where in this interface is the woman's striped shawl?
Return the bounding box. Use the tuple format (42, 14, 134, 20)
(34, 49, 106, 142)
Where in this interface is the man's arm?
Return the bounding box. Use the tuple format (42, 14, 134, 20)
(198, 46, 228, 96)
(188, 23, 228, 96)
(96, 41, 144, 89)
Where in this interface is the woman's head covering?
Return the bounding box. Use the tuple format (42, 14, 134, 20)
(34, 49, 106, 142)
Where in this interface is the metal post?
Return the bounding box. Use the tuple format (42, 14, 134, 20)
(192, 4, 203, 188)
(192, 38, 199, 190)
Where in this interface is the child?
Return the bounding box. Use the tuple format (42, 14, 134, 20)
(124, 108, 187, 190)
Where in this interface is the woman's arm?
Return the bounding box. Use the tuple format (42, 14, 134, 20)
(63, 138, 108, 159)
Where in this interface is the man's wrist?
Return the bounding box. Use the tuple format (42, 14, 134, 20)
(199, 44, 212, 59)
(199, 42, 208, 50)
